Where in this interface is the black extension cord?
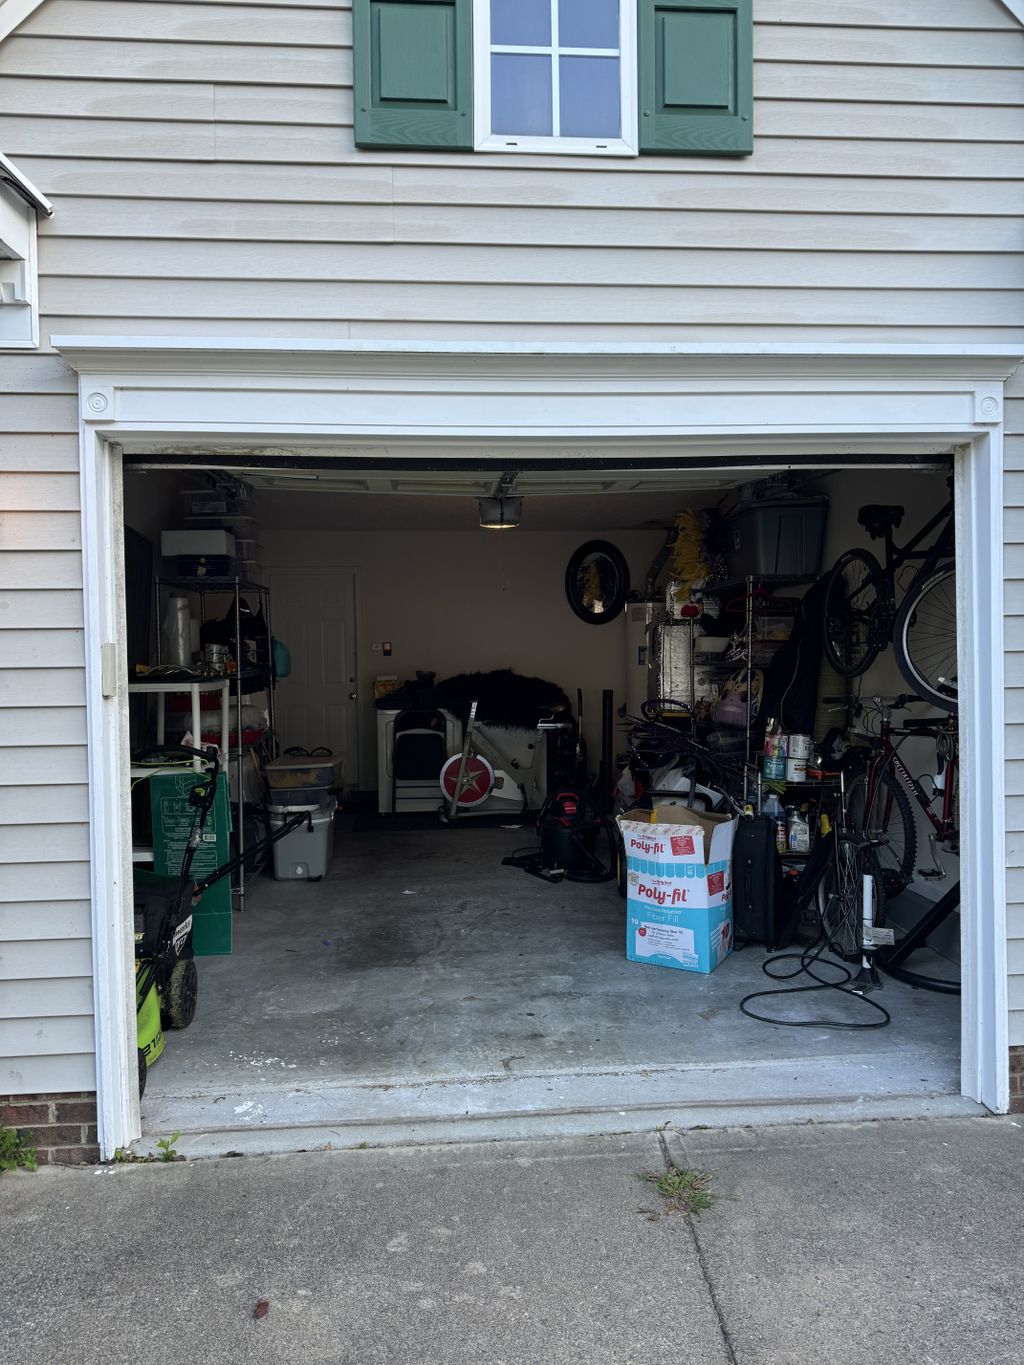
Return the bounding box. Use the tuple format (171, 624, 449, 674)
(738, 934, 892, 1030)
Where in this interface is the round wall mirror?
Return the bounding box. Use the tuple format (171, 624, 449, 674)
(564, 540, 630, 624)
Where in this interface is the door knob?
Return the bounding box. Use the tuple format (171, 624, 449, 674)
(349, 692, 358, 700)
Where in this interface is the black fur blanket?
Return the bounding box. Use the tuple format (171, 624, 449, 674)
(433, 669, 570, 729)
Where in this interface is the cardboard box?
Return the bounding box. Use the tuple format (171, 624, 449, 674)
(161, 529, 236, 557)
(617, 805, 738, 974)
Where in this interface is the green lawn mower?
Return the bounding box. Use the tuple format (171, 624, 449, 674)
(134, 744, 309, 1096)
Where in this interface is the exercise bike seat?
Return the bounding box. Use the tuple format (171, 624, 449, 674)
(857, 504, 904, 539)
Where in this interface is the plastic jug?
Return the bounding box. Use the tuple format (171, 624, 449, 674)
(761, 793, 786, 856)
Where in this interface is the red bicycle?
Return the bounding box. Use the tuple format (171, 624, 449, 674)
(829, 694, 958, 897)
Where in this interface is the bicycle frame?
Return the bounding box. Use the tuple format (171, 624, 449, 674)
(882, 498, 955, 584)
(868, 498, 954, 629)
(827, 495, 956, 684)
(861, 715, 959, 873)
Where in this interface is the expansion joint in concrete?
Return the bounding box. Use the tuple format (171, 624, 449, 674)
(659, 1129, 739, 1365)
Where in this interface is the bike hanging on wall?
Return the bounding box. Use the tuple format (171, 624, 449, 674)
(821, 481, 957, 714)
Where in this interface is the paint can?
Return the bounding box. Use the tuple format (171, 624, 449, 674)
(787, 734, 811, 761)
(763, 754, 786, 781)
(764, 731, 787, 757)
(786, 757, 808, 783)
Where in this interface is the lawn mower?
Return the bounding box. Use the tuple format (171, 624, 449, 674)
(133, 744, 311, 1096)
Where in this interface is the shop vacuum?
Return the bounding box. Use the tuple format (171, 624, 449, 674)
(502, 789, 615, 885)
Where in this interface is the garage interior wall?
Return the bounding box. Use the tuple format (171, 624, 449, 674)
(260, 522, 664, 783)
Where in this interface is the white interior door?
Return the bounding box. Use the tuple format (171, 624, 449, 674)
(270, 571, 358, 786)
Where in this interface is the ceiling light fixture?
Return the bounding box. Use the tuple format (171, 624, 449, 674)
(478, 471, 522, 529)
(478, 494, 522, 529)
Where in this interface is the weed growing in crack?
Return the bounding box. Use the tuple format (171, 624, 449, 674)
(639, 1164, 716, 1218)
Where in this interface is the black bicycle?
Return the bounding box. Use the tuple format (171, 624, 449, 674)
(822, 486, 957, 713)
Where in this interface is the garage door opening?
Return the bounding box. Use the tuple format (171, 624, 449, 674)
(118, 454, 971, 1151)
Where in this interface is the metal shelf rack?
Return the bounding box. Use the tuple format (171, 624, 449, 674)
(152, 575, 278, 906)
(688, 574, 814, 765)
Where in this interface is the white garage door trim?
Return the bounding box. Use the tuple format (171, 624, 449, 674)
(54, 336, 1018, 1158)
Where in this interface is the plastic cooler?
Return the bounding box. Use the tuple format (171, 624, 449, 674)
(268, 796, 336, 880)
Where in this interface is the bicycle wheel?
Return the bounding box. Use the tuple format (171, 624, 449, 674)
(845, 767, 917, 898)
(817, 835, 888, 962)
(823, 549, 885, 677)
(893, 563, 958, 714)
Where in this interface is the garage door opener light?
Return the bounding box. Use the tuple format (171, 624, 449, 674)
(479, 472, 522, 529)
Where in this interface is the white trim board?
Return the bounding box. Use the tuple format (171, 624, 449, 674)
(0, 0, 46, 43)
(53, 338, 1015, 1157)
(0, 151, 53, 216)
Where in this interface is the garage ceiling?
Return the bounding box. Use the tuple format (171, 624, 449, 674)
(250, 488, 706, 532)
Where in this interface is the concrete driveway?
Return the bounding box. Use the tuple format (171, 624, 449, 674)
(4, 1116, 1022, 1364)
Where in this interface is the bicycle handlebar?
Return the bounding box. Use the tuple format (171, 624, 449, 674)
(821, 693, 922, 710)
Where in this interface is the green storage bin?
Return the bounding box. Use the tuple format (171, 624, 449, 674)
(150, 770, 233, 956)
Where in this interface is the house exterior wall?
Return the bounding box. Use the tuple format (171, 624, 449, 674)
(0, 0, 1022, 1106)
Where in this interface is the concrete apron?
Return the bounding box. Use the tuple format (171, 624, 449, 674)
(134, 1060, 984, 1160)
(136, 1081, 988, 1157)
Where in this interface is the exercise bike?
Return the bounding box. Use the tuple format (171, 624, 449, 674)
(438, 700, 575, 823)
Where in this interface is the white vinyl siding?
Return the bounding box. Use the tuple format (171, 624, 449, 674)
(0, 352, 94, 1093)
(0, 0, 1020, 1088)
(0, 0, 1019, 342)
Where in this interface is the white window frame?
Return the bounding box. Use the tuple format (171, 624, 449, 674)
(474, 0, 638, 157)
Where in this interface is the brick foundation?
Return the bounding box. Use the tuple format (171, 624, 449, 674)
(1010, 1048, 1024, 1114)
(1, 1093, 100, 1165)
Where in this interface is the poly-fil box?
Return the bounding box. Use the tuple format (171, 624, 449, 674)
(617, 805, 738, 974)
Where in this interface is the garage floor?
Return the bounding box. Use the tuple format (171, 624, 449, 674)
(140, 824, 968, 1151)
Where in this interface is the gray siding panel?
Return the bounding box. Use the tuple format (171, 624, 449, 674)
(3, 974, 93, 1013)
(0, 412, 94, 1088)
(2, 1053, 96, 1093)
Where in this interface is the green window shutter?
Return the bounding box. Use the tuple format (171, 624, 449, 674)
(353, 0, 473, 150)
(638, 0, 752, 156)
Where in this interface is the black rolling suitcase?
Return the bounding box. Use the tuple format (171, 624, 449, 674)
(732, 815, 795, 952)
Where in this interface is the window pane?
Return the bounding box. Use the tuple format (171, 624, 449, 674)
(559, 56, 620, 138)
(491, 54, 553, 136)
(490, 0, 550, 47)
(558, 0, 618, 49)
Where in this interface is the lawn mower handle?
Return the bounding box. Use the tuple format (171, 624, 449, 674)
(191, 809, 312, 896)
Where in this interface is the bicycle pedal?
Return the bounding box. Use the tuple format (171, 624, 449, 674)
(916, 867, 946, 880)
